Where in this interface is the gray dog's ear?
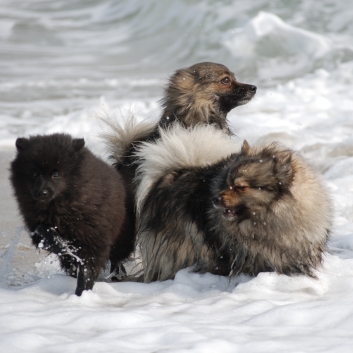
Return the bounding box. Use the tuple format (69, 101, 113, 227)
(15, 137, 30, 151)
(240, 140, 251, 156)
(274, 150, 293, 187)
(72, 138, 85, 151)
(275, 149, 292, 165)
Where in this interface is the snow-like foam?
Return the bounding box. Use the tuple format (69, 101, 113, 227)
(2, 0, 353, 351)
(222, 12, 331, 80)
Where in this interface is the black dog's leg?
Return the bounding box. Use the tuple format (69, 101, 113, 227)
(34, 224, 82, 279)
(75, 263, 95, 296)
(59, 255, 78, 278)
(33, 224, 64, 254)
(34, 224, 96, 296)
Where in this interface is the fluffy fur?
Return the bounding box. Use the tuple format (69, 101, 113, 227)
(135, 124, 242, 213)
(153, 61, 257, 135)
(100, 111, 157, 191)
(135, 124, 332, 282)
(101, 62, 256, 189)
(9, 133, 134, 296)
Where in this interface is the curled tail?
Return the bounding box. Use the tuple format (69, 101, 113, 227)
(98, 109, 158, 167)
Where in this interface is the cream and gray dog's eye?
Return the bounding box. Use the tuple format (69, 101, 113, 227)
(221, 77, 231, 85)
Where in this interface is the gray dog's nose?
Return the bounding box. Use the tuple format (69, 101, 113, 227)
(213, 196, 222, 207)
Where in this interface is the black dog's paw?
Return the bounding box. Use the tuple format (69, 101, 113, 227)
(33, 224, 65, 254)
(31, 224, 55, 249)
(33, 223, 45, 237)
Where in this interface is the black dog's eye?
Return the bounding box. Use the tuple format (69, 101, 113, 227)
(32, 172, 39, 178)
(221, 77, 231, 85)
(52, 171, 61, 178)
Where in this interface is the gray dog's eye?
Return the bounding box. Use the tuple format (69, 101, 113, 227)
(221, 77, 231, 85)
(52, 171, 61, 178)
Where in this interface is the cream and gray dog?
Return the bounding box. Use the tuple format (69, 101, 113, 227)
(135, 124, 332, 282)
(102, 62, 257, 190)
(101, 62, 257, 261)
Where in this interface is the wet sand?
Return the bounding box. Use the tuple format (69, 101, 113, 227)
(0, 148, 19, 237)
(0, 148, 48, 286)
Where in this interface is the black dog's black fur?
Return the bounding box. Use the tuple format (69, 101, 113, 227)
(9, 133, 134, 295)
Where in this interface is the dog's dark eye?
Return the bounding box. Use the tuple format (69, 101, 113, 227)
(221, 77, 231, 85)
(32, 172, 39, 178)
(52, 171, 61, 178)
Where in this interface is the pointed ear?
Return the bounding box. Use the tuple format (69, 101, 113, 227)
(240, 140, 251, 156)
(172, 69, 194, 89)
(72, 138, 85, 151)
(15, 138, 30, 151)
(274, 150, 293, 186)
(275, 149, 292, 165)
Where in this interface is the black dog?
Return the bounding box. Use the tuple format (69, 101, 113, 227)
(10, 133, 134, 295)
(135, 125, 332, 282)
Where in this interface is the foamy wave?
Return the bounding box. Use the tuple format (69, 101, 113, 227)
(222, 12, 333, 80)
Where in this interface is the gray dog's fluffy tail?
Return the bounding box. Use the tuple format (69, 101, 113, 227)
(98, 109, 157, 166)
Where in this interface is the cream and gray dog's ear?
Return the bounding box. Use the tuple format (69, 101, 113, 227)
(240, 140, 251, 156)
(273, 149, 293, 188)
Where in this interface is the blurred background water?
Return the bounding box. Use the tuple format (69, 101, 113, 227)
(0, 0, 353, 174)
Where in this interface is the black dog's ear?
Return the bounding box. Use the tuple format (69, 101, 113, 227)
(72, 138, 85, 151)
(274, 150, 293, 187)
(15, 138, 30, 151)
(240, 140, 251, 156)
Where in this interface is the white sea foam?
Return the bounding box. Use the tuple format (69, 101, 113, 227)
(222, 11, 331, 80)
(1, 0, 353, 352)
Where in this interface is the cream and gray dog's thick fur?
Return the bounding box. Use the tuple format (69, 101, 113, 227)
(101, 62, 256, 190)
(100, 62, 257, 268)
(135, 124, 332, 282)
(156, 62, 257, 134)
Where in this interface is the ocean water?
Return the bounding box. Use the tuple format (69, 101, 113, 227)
(1, 0, 353, 147)
(1, 0, 353, 352)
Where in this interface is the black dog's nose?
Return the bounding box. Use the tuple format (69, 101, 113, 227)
(37, 188, 50, 199)
(249, 85, 257, 92)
